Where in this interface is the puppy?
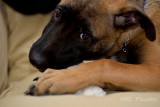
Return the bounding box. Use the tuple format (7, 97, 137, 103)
(26, 0, 160, 95)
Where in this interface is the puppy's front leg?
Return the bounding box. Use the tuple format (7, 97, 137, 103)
(100, 59, 160, 91)
(25, 61, 104, 95)
(26, 59, 160, 95)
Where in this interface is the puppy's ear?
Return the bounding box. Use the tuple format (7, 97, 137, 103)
(114, 8, 156, 41)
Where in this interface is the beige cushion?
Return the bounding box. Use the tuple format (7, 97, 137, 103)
(4, 3, 52, 85)
(0, 1, 8, 93)
(1, 72, 160, 107)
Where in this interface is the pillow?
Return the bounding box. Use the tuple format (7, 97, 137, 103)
(0, 1, 8, 93)
(3, 3, 52, 85)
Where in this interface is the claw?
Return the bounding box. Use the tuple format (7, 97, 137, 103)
(33, 77, 39, 81)
(25, 84, 38, 96)
(30, 84, 36, 90)
(25, 89, 34, 95)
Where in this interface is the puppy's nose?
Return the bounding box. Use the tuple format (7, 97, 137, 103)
(29, 51, 49, 72)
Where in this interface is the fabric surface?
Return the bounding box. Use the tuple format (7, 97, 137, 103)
(0, 0, 8, 93)
(5, 2, 52, 85)
(0, 94, 160, 107)
(0, 72, 160, 107)
(0, 1, 160, 107)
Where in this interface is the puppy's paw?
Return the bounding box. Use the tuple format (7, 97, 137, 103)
(25, 68, 86, 96)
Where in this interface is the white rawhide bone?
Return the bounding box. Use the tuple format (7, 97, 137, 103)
(67, 62, 106, 97)
(75, 85, 106, 96)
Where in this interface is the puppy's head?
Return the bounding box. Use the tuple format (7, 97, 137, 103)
(29, 0, 156, 71)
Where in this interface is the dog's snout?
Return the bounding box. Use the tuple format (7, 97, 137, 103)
(29, 50, 49, 72)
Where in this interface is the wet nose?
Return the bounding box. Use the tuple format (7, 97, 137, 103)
(29, 50, 49, 72)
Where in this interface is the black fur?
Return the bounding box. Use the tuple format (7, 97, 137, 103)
(3, 0, 61, 14)
(29, 4, 101, 71)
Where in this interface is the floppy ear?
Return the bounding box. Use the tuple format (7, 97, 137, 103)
(114, 8, 156, 41)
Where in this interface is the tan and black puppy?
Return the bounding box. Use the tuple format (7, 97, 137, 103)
(26, 0, 160, 95)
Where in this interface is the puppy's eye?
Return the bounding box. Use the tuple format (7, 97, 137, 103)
(80, 33, 90, 40)
(55, 8, 62, 17)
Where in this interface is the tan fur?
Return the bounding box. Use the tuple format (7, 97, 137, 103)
(28, 0, 160, 95)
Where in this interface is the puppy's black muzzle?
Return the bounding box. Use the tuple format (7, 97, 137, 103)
(28, 4, 100, 72)
(29, 47, 49, 72)
(29, 41, 84, 72)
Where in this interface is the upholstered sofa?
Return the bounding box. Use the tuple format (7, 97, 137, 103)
(0, 1, 160, 107)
